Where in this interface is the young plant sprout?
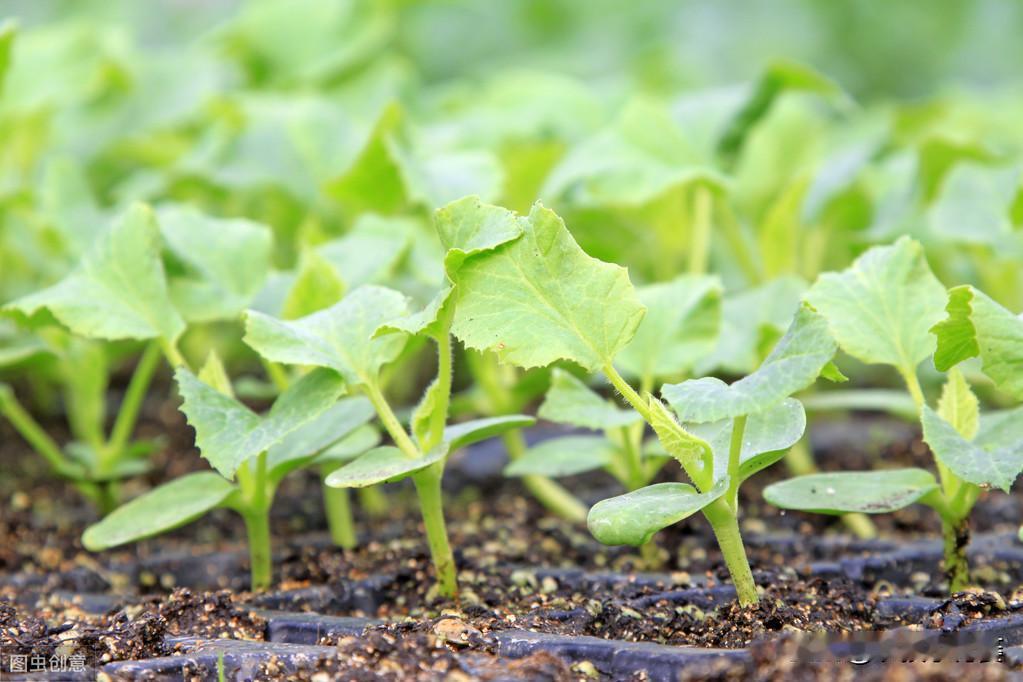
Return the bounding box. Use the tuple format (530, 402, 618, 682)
(765, 241, 1023, 592)
(436, 196, 841, 606)
(242, 204, 537, 597)
(82, 353, 368, 591)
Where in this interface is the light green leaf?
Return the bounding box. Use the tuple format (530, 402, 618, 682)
(689, 398, 806, 484)
(197, 351, 234, 398)
(764, 469, 939, 514)
(646, 396, 712, 471)
(504, 435, 616, 478)
(411, 377, 444, 448)
(83, 472, 236, 550)
(805, 237, 946, 372)
(443, 415, 535, 450)
(616, 275, 721, 381)
(159, 206, 273, 323)
(932, 285, 1023, 400)
(375, 288, 454, 340)
(5, 204, 185, 342)
(325, 443, 448, 488)
(176, 367, 346, 478)
(446, 201, 645, 371)
(976, 406, 1023, 452)
(267, 396, 375, 480)
(282, 251, 345, 320)
(318, 424, 382, 463)
(587, 480, 728, 546)
(928, 163, 1021, 246)
(537, 368, 639, 430)
(244, 285, 410, 386)
(0, 21, 14, 96)
(663, 305, 835, 422)
(317, 214, 416, 289)
(434, 196, 524, 275)
(921, 406, 1023, 493)
(936, 368, 979, 440)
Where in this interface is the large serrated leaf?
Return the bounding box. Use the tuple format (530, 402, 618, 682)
(538, 368, 639, 430)
(932, 285, 1023, 400)
(616, 275, 721, 381)
(805, 237, 946, 371)
(689, 398, 806, 484)
(83, 472, 236, 550)
(764, 469, 939, 514)
(444, 200, 645, 371)
(663, 305, 835, 422)
(325, 444, 448, 488)
(504, 435, 617, 478)
(176, 367, 346, 478)
(921, 406, 1023, 493)
(5, 204, 185, 342)
(587, 480, 728, 546)
(244, 285, 410, 386)
(159, 205, 273, 323)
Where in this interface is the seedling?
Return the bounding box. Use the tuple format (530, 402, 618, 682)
(437, 197, 842, 606)
(82, 353, 374, 590)
(242, 201, 538, 597)
(765, 241, 1023, 592)
(0, 203, 272, 513)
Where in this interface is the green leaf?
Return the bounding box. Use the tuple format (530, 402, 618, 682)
(928, 163, 1021, 246)
(936, 368, 979, 440)
(324, 443, 448, 488)
(267, 396, 375, 480)
(689, 398, 806, 484)
(645, 395, 713, 471)
(616, 275, 721, 381)
(282, 250, 345, 320)
(976, 406, 1023, 452)
(159, 206, 273, 323)
(443, 415, 536, 450)
(411, 377, 444, 448)
(5, 204, 185, 342)
(932, 285, 1023, 400)
(176, 367, 346, 478)
(375, 288, 454, 340)
(763, 469, 939, 514)
(537, 368, 640, 430)
(244, 285, 410, 386)
(504, 435, 617, 478)
(0, 21, 14, 96)
(318, 424, 382, 464)
(82, 472, 236, 551)
(663, 305, 835, 422)
(921, 406, 1023, 493)
(805, 237, 947, 372)
(317, 214, 415, 289)
(197, 351, 234, 398)
(587, 480, 728, 546)
(434, 196, 525, 275)
(446, 201, 645, 371)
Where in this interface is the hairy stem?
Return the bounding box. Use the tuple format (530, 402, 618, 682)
(363, 381, 419, 459)
(704, 499, 759, 606)
(106, 341, 162, 465)
(412, 463, 458, 598)
(941, 515, 971, 593)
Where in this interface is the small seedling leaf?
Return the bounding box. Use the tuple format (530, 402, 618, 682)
(83, 472, 236, 550)
(921, 406, 1023, 493)
(504, 435, 616, 478)
(764, 469, 939, 514)
(587, 479, 728, 546)
(646, 395, 713, 471)
(936, 368, 979, 440)
(325, 443, 448, 488)
(538, 368, 640, 430)
(444, 415, 536, 450)
(267, 396, 376, 480)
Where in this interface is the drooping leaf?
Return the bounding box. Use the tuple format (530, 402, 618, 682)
(5, 204, 185, 342)
(932, 285, 1023, 400)
(936, 368, 979, 440)
(504, 435, 617, 478)
(921, 406, 1023, 493)
(325, 443, 448, 488)
(587, 480, 728, 546)
(282, 250, 345, 320)
(443, 415, 536, 450)
(763, 469, 939, 514)
(176, 367, 346, 478)
(616, 275, 721, 382)
(689, 398, 806, 484)
(805, 237, 946, 372)
(663, 305, 835, 423)
(445, 201, 645, 371)
(82, 472, 236, 550)
(267, 396, 376, 479)
(244, 285, 410, 386)
(159, 205, 273, 323)
(537, 368, 639, 430)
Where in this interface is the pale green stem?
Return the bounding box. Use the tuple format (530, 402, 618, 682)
(238, 452, 272, 591)
(619, 425, 645, 491)
(105, 341, 162, 465)
(357, 486, 390, 519)
(718, 202, 763, 285)
(725, 415, 747, 513)
(412, 463, 458, 598)
(363, 381, 419, 459)
(160, 339, 189, 371)
(423, 330, 453, 451)
(322, 476, 357, 549)
(688, 185, 713, 276)
(262, 359, 290, 392)
(704, 498, 759, 606)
